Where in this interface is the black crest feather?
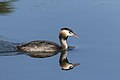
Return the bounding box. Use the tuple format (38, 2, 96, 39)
(61, 28, 73, 33)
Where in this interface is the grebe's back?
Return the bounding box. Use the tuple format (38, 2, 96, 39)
(17, 40, 62, 52)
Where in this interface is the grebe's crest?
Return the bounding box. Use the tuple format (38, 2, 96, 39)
(61, 28, 74, 33)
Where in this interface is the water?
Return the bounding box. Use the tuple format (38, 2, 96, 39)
(0, 0, 120, 80)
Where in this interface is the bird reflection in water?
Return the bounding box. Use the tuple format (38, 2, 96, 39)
(59, 50, 80, 71)
(25, 51, 59, 58)
(25, 50, 80, 71)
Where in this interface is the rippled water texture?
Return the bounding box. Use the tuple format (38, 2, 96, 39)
(0, 0, 120, 80)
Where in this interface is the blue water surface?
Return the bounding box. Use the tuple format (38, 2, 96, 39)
(0, 0, 120, 80)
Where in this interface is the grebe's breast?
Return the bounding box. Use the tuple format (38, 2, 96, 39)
(17, 40, 62, 52)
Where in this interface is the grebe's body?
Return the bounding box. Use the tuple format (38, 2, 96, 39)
(17, 40, 62, 52)
(17, 28, 79, 52)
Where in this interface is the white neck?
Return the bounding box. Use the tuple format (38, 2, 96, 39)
(60, 38, 68, 49)
(59, 30, 69, 49)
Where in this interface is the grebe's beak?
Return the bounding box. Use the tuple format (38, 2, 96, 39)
(73, 63, 80, 67)
(73, 33, 80, 38)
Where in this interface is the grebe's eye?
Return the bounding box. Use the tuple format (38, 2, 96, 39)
(69, 66, 73, 69)
(69, 31, 72, 34)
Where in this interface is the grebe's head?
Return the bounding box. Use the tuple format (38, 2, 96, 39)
(60, 28, 79, 38)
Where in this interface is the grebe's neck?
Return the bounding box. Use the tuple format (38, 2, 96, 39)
(59, 34, 68, 49)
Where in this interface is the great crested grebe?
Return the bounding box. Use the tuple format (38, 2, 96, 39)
(17, 28, 79, 52)
(59, 50, 80, 70)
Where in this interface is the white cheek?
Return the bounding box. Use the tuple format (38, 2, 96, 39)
(62, 30, 72, 36)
